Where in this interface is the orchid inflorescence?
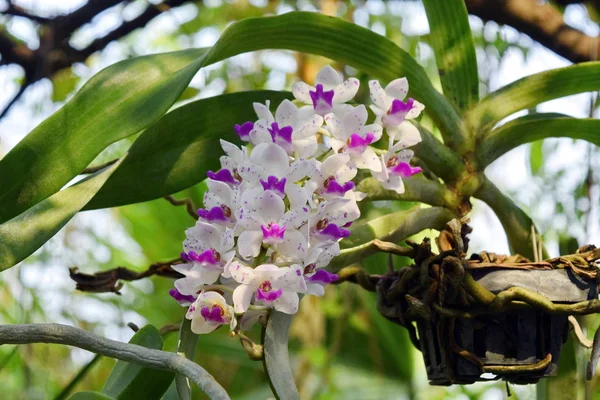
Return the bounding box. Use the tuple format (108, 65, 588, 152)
(169, 65, 424, 335)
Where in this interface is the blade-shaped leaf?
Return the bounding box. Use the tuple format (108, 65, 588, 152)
(262, 310, 300, 400)
(0, 159, 122, 271)
(68, 392, 115, 400)
(85, 91, 291, 210)
(102, 325, 174, 399)
(1, 11, 457, 222)
(478, 114, 600, 167)
(422, 0, 479, 112)
(0, 48, 207, 223)
(468, 61, 600, 133)
(329, 207, 455, 271)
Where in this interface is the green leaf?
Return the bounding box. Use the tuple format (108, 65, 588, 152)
(468, 61, 600, 133)
(422, 0, 479, 112)
(52, 68, 80, 102)
(262, 310, 300, 400)
(0, 159, 122, 271)
(175, 318, 199, 400)
(1, 11, 458, 222)
(329, 207, 455, 271)
(86, 91, 291, 210)
(0, 48, 208, 223)
(529, 141, 544, 175)
(68, 392, 115, 400)
(478, 114, 600, 167)
(102, 325, 174, 400)
(474, 177, 545, 260)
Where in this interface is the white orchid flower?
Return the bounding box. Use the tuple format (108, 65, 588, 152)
(185, 291, 236, 334)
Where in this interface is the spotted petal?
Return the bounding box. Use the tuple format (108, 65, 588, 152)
(333, 78, 360, 104)
(385, 77, 409, 101)
(315, 65, 342, 90)
(292, 81, 313, 104)
(273, 291, 300, 314)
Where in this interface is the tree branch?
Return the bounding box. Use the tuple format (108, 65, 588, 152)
(466, 0, 600, 63)
(0, 323, 230, 400)
(69, 257, 183, 294)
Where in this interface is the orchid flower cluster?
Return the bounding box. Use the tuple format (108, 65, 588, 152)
(169, 66, 424, 335)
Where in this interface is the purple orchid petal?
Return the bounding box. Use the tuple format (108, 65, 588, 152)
(307, 269, 339, 285)
(186, 249, 220, 265)
(261, 223, 287, 244)
(256, 288, 283, 302)
(200, 306, 227, 324)
(309, 84, 335, 115)
(324, 177, 355, 196)
(260, 176, 286, 198)
(319, 223, 351, 240)
(234, 121, 254, 142)
(169, 288, 196, 305)
(384, 98, 415, 126)
(389, 162, 422, 178)
(197, 206, 228, 222)
(342, 221, 353, 228)
(346, 132, 375, 155)
(207, 169, 236, 185)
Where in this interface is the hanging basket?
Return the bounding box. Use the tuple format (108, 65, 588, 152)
(374, 219, 600, 385)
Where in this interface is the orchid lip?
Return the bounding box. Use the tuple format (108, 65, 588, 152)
(323, 177, 355, 195)
(307, 269, 339, 285)
(256, 288, 283, 302)
(197, 206, 229, 222)
(260, 176, 286, 197)
(309, 84, 334, 115)
(207, 169, 237, 185)
(261, 223, 286, 244)
(169, 288, 196, 304)
(267, 122, 294, 153)
(318, 223, 351, 240)
(346, 132, 375, 154)
(234, 121, 254, 141)
(389, 162, 422, 178)
(200, 305, 227, 324)
(185, 249, 221, 266)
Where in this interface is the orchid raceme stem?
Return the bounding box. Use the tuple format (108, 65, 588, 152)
(169, 65, 426, 336)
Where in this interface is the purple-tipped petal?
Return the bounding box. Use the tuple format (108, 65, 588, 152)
(319, 223, 351, 240)
(309, 84, 335, 115)
(307, 269, 339, 284)
(169, 288, 196, 305)
(234, 121, 254, 142)
(389, 162, 422, 178)
(256, 288, 283, 302)
(180, 252, 191, 262)
(260, 176, 286, 198)
(207, 169, 236, 185)
(197, 206, 228, 222)
(346, 132, 375, 155)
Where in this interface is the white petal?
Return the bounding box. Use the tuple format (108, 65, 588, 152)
(321, 153, 350, 177)
(220, 140, 243, 161)
(233, 285, 255, 313)
(249, 126, 273, 146)
(369, 80, 389, 110)
(354, 147, 382, 172)
(381, 175, 405, 194)
(324, 112, 342, 138)
(406, 99, 425, 119)
(305, 282, 326, 297)
(294, 114, 323, 138)
(286, 183, 309, 210)
(385, 77, 409, 100)
(280, 207, 308, 229)
(256, 190, 285, 223)
(293, 138, 318, 159)
(292, 81, 313, 104)
(275, 100, 298, 127)
(174, 277, 198, 295)
(206, 180, 233, 205)
(329, 138, 345, 153)
(237, 230, 264, 258)
(254, 264, 280, 273)
(220, 228, 234, 251)
(238, 162, 265, 184)
(184, 221, 220, 252)
(333, 78, 360, 104)
(229, 260, 259, 284)
(273, 265, 307, 292)
(343, 105, 368, 134)
(397, 149, 415, 163)
(286, 159, 312, 182)
(390, 122, 422, 150)
(362, 123, 383, 143)
(278, 229, 308, 262)
(273, 291, 300, 314)
(315, 65, 342, 89)
(190, 318, 220, 334)
(250, 143, 290, 178)
(253, 101, 273, 122)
